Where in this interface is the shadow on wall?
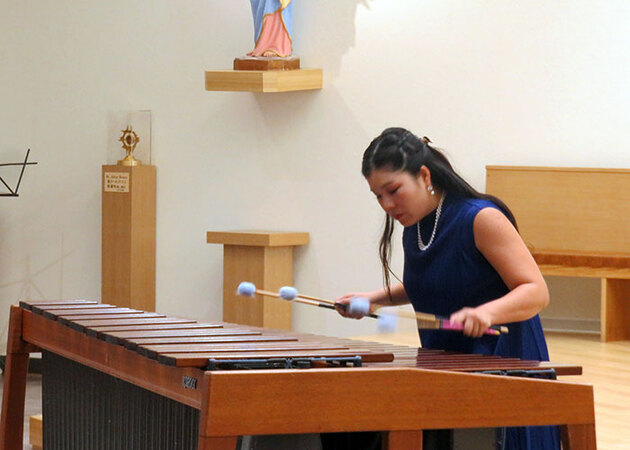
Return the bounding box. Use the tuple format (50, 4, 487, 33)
(244, 0, 377, 155)
(0, 237, 73, 354)
(292, 0, 374, 78)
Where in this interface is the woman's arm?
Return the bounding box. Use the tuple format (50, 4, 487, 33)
(336, 282, 410, 318)
(449, 207, 549, 337)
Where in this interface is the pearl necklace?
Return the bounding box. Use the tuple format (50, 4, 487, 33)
(417, 193, 445, 251)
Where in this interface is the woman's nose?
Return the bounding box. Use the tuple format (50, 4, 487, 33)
(380, 196, 395, 211)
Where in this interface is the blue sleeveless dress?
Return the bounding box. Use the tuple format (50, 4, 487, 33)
(402, 195, 560, 450)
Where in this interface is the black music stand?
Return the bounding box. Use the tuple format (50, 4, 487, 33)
(0, 148, 39, 373)
(0, 148, 38, 197)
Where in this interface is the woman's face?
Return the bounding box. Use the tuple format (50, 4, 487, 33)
(366, 167, 435, 227)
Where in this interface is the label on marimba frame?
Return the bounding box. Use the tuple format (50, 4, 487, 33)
(182, 376, 198, 390)
(104, 172, 130, 193)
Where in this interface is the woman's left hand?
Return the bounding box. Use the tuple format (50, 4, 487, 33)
(449, 307, 493, 338)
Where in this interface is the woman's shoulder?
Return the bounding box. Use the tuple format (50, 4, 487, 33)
(450, 196, 500, 217)
(445, 197, 507, 234)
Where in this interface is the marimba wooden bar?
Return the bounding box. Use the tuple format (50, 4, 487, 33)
(1, 301, 596, 450)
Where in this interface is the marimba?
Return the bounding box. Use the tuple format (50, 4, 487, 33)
(1, 301, 596, 450)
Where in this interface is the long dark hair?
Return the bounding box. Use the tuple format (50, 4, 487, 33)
(361, 127, 517, 296)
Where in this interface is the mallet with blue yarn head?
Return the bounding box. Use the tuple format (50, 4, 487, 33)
(283, 285, 509, 336)
(344, 297, 397, 333)
(236, 281, 257, 297)
(238, 282, 508, 336)
(376, 312, 399, 333)
(278, 286, 298, 301)
(237, 281, 290, 301)
(276, 287, 397, 333)
(237, 281, 343, 311)
(278, 286, 379, 319)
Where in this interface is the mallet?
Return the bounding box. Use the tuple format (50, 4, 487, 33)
(274, 284, 508, 336)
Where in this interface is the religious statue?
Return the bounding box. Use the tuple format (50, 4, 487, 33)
(248, 0, 294, 57)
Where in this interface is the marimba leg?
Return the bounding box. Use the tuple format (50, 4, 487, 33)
(383, 430, 423, 450)
(0, 306, 37, 450)
(560, 424, 597, 450)
(198, 436, 239, 450)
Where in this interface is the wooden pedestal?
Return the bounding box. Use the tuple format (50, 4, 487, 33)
(206, 230, 309, 330)
(233, 56, 300, 71)
(601, 278, 630, 341)
(102, 165, 156, 311)
(30, 414, 43, 450)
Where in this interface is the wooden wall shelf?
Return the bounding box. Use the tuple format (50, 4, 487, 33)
(205, 69, 322, 93)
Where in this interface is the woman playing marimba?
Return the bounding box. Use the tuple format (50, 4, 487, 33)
(336, 127, 559, 450)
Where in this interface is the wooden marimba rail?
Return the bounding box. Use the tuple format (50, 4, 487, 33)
(1, 301, 596, 450)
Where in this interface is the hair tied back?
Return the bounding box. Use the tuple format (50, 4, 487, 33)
(397, 130, 411, 148)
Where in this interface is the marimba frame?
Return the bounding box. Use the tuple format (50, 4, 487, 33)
(1, 303, 596, 450)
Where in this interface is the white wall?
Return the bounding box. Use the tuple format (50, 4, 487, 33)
(2, 1, 629, 351)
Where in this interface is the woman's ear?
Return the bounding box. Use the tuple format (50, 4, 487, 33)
(418, 165, 432, 187)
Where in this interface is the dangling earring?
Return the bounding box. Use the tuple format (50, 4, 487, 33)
(427, 185, 435, 195)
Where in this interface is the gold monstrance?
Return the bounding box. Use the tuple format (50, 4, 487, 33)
(118, 126, 141, 166)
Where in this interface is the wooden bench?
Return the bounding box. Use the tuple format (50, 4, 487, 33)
(486, 166, 630, 342)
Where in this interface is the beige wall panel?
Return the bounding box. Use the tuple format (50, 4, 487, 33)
(486, 166, 630, 253)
